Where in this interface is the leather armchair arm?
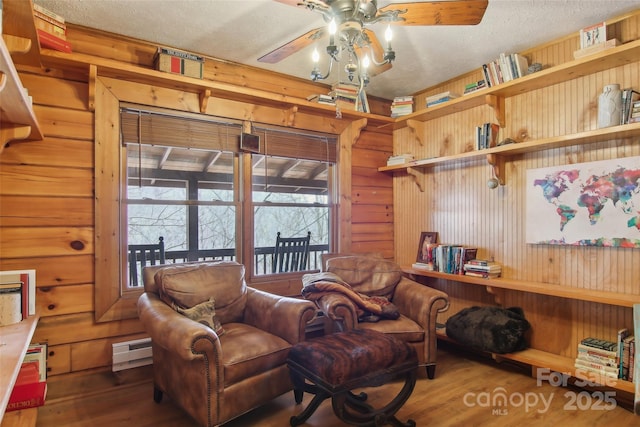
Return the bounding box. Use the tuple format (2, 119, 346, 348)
(314, 293, 358, 330)
(137, 292, 223, 362)
(244, 287, 317, 344)
(393, 278, 449, 331)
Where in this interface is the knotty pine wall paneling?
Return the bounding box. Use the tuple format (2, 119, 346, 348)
(0, 29, 393, 377)
(393, 11, 640, 361)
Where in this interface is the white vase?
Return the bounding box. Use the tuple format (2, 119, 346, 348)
(597, 84, 622, 128)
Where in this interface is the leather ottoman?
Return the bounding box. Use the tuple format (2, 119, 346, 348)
(287, 328, 418, 427)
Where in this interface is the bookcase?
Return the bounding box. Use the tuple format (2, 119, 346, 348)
(0, 0, 43, 153)
(381, 28, 640, 395)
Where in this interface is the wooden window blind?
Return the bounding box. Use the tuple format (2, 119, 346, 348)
(120, 105, 242, 152)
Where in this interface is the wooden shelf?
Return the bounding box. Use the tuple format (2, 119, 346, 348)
(0, 316, 39, 423)
(436, 330, 635, 394)
(380, 122, 640, 173)
(0, 36, 43, 148)
(404, 267, 640, 307)
(39, 49, 395, 129)
(394, 38, 640, 129)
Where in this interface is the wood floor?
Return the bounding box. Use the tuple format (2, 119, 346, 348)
(36, 343, 638, 427)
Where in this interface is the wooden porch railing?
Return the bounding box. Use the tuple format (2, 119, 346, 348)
(129, 244, 329, 287)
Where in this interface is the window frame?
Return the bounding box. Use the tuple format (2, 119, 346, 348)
(94, 76, 355, 322)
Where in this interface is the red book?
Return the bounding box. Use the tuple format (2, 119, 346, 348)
(37, 28, 72, 53)
(6, 362, 47, 412)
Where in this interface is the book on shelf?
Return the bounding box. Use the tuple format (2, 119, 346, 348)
(622, 335, 635, 380)
(0, 282, 22, 326)
(390, 96, 414, 117)
(33, 3, 66, 25)
(34, 15, 66, 40)
(463, 80, 487, 95)
(481, 53, 529, 87)
(579, 21, 606, 49)
(37, 28, 72, 53)
(387, 153, 415, 166)
(580, 337, 617, 352)
(621, 89, 640, 125)
(475, 122, 499, 150)
(577, 342, 618, 359)
(6, 343, 48, 412)
(1, 269, 36, 318)
(426, 91, 459, 107)
(430, 245, 477, 275)
(618, 328, 630, 376)
(411, 262, 434, 271)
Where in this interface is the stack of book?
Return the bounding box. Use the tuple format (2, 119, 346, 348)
(426, 91, 459, 107)
(481, 52, 528, 88)
(621, 89, 640, 124)
(475, 122, 500, 150)
(574, 337, 619, 379)
(463, 80, 487, 95)
(7, 343, 48, 412)
(463, 259, 501, 278)
(330, 82, 359, 111)
(34, 3, 72, 53)
(386, 153, 414, 166)
(390, 96, 414, 117)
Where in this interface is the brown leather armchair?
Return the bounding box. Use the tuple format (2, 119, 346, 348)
(314, 254, 449, 379)
(137, 261, 317, 427)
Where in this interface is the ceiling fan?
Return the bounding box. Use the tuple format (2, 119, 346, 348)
(259, 0, 489, 79)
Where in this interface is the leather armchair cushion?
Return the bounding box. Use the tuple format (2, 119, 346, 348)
(155, 261, 247, 323)
(221, 323, 292, 386)
(326, 256, 402, 298)
(358, 315, 424, 342)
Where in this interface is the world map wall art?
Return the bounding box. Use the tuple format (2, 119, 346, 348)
(526, 156, 640, 248)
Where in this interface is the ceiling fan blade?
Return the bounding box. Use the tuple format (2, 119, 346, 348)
(356, 29, 392, 77)
(380, 0, 488, 26)
(258, 27, 325, 64)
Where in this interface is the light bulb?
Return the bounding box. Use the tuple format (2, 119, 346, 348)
(312, 48, 320, 63)
(385, 25, 393, 43)
(362, 55, 370, 70)
(329, 19, 337, 35)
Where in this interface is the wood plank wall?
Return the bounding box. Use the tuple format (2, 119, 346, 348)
(393, 12, 640, 358)
(0, 27, 393, 376)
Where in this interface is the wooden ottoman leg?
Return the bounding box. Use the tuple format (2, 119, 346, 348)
(331, 369, 417, 427)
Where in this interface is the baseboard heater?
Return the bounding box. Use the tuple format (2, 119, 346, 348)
(112, 337, 153, 372)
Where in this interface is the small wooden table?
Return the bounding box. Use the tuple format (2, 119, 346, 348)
(287, 329, 417, 427)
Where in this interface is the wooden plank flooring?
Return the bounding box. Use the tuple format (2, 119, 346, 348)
(36, 343, 638, 426)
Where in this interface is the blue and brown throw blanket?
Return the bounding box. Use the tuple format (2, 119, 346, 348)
(302, 272, 400, 322)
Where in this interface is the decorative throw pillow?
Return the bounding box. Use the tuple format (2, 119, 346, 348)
(173, 297, 225, 336)
(445, 306, 530, 354)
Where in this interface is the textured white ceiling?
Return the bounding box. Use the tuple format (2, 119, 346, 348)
(35, 0, 640, 100)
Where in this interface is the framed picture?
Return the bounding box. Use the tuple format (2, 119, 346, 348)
(240, 132, 261, 153)
(416, 232, 438, 263)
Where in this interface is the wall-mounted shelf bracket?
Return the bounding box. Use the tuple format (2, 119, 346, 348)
(485, 286, 505, 306)
(486, 153, 506, 185)
(406, 119, 425, 146)
(199, 89, 211, 113)
(285, 105, 298, 127)
(406, 166, 425, 192)
(485, 94, 505, 128)
(88, 64, 97, 112)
